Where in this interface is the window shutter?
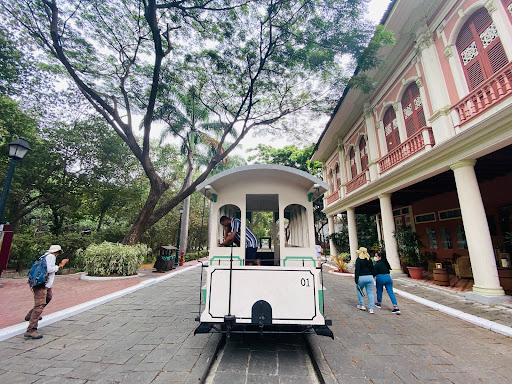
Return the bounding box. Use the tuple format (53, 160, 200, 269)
(349, 148, 357, 179)
(359, 138, 368, 171)
(401, 82, 425, 137)
(383, 107, 400, 151)
(456, 8, 510, 91)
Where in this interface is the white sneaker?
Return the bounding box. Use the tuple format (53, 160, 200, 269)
(369, 309, 374, 314)
(357, 305, 366, 311)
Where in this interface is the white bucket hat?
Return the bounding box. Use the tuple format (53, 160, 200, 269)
(47, 245, 63, 253)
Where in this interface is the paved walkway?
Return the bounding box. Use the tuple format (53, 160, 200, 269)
(0, 262, 199, 329)
(309, 271, 512, 384)
(0, 265, 511, 383)
(393, 276, 512, 328)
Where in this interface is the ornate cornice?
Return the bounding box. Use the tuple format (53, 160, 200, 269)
(415, 77, 423, 88)
(415, 30, 434, 52)
(443, 45, 453, 59)
(485, 0, 497, 14)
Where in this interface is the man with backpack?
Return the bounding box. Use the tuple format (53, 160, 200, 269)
(24, 244, 68, 339)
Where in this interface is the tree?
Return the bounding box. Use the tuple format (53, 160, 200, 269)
(3, 0, 377, 244)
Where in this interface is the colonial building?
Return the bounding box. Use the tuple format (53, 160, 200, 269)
(312, 0, 512, 304)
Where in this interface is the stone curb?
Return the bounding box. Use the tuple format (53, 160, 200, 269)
(393, 288, 512, 337)
(0, 263, 202, 342)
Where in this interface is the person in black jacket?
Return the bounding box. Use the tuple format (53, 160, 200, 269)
(355, 247, 375, 314)
(374, 251, 401, 314)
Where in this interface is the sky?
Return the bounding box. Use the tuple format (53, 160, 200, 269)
(235, 0, 393, 162)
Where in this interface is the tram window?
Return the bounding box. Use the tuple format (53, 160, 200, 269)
(284, 204, 309, 248)
(218, 204, 241, 247)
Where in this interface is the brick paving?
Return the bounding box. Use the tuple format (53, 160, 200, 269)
(0, 262, 196, 329)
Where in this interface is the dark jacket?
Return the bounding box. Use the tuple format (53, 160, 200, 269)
(355, 257, 374, 284)
(373, 259, 390, 276)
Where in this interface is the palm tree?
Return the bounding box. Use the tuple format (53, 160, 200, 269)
(156, 86, 235, 256)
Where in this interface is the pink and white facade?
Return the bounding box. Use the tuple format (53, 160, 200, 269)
(312, 0, 512, 304)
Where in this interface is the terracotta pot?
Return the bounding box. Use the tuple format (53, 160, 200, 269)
(407, 266, 424, 279)
(498, 268, 512, 295)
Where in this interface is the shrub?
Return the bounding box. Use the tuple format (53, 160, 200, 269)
(330, 254, 349, 273)
(80, 242, 150, 276)
(184, 249, 208, 262)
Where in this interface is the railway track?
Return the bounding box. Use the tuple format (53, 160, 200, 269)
(200, 332, 326, 384)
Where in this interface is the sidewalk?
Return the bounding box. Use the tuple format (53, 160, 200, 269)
(0, 260, 204, 330)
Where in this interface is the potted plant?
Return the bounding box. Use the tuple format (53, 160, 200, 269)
(393, 225, 427, 279)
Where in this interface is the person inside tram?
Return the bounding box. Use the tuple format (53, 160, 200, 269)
(218, 216, 260, 265)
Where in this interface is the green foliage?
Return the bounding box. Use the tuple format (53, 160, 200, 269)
(248, 144, 322, 177)
(184, 249, 208, 262)
(8, 233, 96, 272)
(80, 242, 149, 277)
(393, 225, 427, 268)
(341, 252, 351, 263)
(327, 229, 349, 254)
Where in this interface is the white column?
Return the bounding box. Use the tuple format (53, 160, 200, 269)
(378, 194, 402, 273)
(337, 141, 347, 198)
(347, 207, 358, 262)
(327, 215, 337, 257)
(487, 0, 512, 61)
(364, 106, 379, 181)
(451, 160, 505, 298)
(394, 102, 408, 141)
(415, 29, 455, 143)
(376, 215, 382, 243)
(354, 146, 362, 175)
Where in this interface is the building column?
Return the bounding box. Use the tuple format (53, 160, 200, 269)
(364, 105, 379, 181)
(394, 102, 408, 142)
(451, 160, 507, 303)
(347, 207, 358, 262)
(337, 141, 348, 198)
(415, 29, 455, 143)
(327, 215, 337, 257)
(378, 194, 402, 274)
(486, 0, 512, 61)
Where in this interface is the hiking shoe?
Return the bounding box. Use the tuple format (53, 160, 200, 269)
(24, 332, 43, 339)
(375, 303, 382, 308)
(392, 308, 401, 315)
(24, 316, 42, 321)
(357, 305, 366, 311)
(369, 309, 374, 314)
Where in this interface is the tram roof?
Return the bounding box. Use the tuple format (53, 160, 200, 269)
(196, 164, 328, 201)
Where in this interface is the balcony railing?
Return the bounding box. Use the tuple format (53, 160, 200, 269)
(326, 191, 339, 205)
(378, 126, 435, 174)
(346, 171, 368, 194)
(452, 62, 512, 126)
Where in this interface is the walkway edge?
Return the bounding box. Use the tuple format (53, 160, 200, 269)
(0, 263, 202, 342)
(394, 288, 512, 337)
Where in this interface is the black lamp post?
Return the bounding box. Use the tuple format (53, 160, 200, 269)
(175, 205, 184, 266)
(0, 138, 31, 224)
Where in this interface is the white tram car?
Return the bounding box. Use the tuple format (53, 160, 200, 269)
(194, 165, 333, 337)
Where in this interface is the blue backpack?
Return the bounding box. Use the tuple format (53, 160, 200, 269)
(28, 255, 48, 288)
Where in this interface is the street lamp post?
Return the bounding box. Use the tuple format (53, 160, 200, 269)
(175, 205, 184, 267)
(0, 138, 31, 224)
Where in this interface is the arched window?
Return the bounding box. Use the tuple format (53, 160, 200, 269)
(218, 205, 241, 247)
(284, 204, 309, 248)
(456, 8, 509, 91)
(328, 169, 334, 193)
(335, 163, 341, 189)
(359, 138, 368, 171)
(349, 147, 357, 179)
(401, 82, 426, 137)
(383, 106, 400, 152)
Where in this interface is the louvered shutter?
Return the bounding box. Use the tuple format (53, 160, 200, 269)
(457, 8, 509, 91)
(335, 164, 341, 189)
(401, 82, 426, 137)
(383, 107, 400, 151)
(359, 138, 368, 170)
(349, 148, 357, 179)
